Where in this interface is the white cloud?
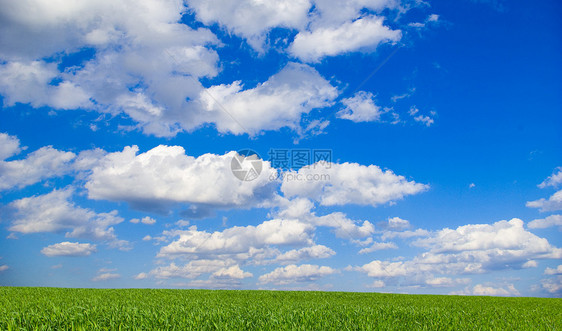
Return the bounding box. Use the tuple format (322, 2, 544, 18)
(157, 219, 314, 259)
(527, 168, 562, 212)
(275, 245, 336, 264)
(275, 198, 376, 240)
(409, 106, 435, 126)
(522, 260, 538, 268)
(0, 61, 91, 110)
(337, 91, 383, 122)
(130, 216, 157, 225)
(471, 284, 520, 296)
(385, 217, 411, 230)
(186, 0, 311, 52)
(289, 16, 401, 62)
(41, 242, 97, 257)
(359, 242, 398, 254)
(541, 276, 562, 295)
(0, 133, 22, 160)
(369, 280, 386, 288)
(355, 219, 562, 283)
(545, 265, 562, 275)
(199, 62, 338, 136)
(528, 215, 562, 229)
(142, 235, 152, 241)
(0, 146, 76, 191)
(0, 265, 9, 272)
(310, 0, 398, 27)
(8, 188, 126, 245)
(258, 264, 338, 285)
(408, 13, 440, 29)
(538, 167, 562, 188)
(0, 0, 222, 137)
(527, 190, 562, 212)
(425, 277, 470, 288)
(452, 284, 520, 296)
(281, 162, 428, 207)
(85, 145, 277, 210)
(145, 259, 246, 280)
(134, 272, 149, 280)
(211, 265, 253, 280)
(92, 272, 121, 281)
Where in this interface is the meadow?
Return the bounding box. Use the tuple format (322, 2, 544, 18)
(0, 287, 560, 330)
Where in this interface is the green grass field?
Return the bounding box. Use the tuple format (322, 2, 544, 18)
(0, 287, 560, 330)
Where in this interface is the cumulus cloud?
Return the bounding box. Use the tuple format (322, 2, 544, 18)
(452, 284, 520, 296)
(545, 265, 562, 275)
(0, 265, 9, 272)
(354, 219, 562, 285)
(0, 0, 221, 137)
(289, 16, 401, 62)
(211, 265, 253, 280)
(0, 132, 22, 160)
(0, 61, 92, 109)
(275, 245, 336, 264)
(85, 145, 277, 211)
(424, 277, 470, 288)
(281, 162, 428, 206)
(41, 242, 97, 257)
(337, 91, 383, 122)
(0, 145, 76, 191)
(144, 259, 250, 280)
(258, 264, 338, 285)
(539, 167, 562, 188)
(541, 276, 562, 295)
(359, 242, 398, 254)
(382, 217, 411, 230)
(275, 198, 376, 240)
(130, 216, 157, 225)
(186, 0, 311, 52)
(92, 272, 121, 281)
(528, 215, 562, 230)
(199, 62, 338, 135)
(157, 219, 314, 259)
(8, 188, 127, 246)
(527, 168, 562, 212)
(0, 0, 433, 138)
(526, 190, 562, 212)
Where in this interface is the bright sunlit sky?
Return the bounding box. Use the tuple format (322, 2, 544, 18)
(0, 0, 561, 296)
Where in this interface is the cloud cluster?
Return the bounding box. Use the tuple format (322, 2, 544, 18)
(199, 63, 338, 135)
(0, 133, 76, 191)
(451, 284, 520, 297)
(0, 0, 429, 137)
(528, 215, 562, 230)
(8, 188, 128, 248)
(0, 133, 22, 160)
(41, 242, 97, 257)
(354, 218, 562, 287)
(157, 219, 314, 259)
(85, 145, 277, 211)
(258, 264, 338, 285)
(289, 16, 401, 62)
(527, 167, 562, 212)
(337, 91, 384, 123)
(0, 133, 109, 191)
(281, 162, 428, 206)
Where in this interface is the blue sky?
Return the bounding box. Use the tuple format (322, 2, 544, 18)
(0, 0, 561, 296)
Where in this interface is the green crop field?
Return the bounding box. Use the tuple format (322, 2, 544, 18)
(0, 287, 560, 330)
